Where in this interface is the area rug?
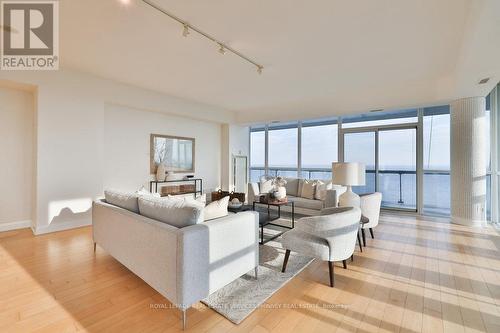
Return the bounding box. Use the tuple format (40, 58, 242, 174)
(201, 222, 313, 324)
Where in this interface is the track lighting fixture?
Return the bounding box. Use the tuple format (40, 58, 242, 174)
(140, 0, 264, 74)
(182, 24, 190, 37)
(218, 44, 226, 55)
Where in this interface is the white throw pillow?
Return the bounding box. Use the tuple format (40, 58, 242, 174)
(315, 181, 333, 200)
(314, 181, 325, 200)
(172, 193, 207, 205)
(260, 178, 274, 194)
(136, 186, 161, 198)
(301, 180, 316, 200)
(204, 196, 230, 221)
(138, 196, 205, 228)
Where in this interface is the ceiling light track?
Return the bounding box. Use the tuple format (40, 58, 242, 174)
(140, 0, 264, 74)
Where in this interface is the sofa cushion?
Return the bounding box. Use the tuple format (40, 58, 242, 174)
(284, 178, 299, 196)
(104, 190, 139, 213)
(138, 196, 204, 228)
(301, 180, 316, 199)
(298, 179, 305, 197)
(204, 196, 229, 221)
(292, 196, 324, 210)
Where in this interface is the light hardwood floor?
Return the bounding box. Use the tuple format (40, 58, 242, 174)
(0, 213, 499, 333)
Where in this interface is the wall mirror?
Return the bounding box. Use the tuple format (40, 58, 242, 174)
(150, 134, 195, 173)
(233, 155, 248, 193)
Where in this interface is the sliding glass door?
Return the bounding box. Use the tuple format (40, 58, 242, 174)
(343, 126, 417, 212)
(344, 131, 376, 194)
(378, 128, 417, 210)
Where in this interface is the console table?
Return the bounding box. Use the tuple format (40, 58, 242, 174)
(149, 178, 203, 197)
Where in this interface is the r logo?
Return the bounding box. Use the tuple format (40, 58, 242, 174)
(1, 1, 58, 70)
(3, 2, 53, 55)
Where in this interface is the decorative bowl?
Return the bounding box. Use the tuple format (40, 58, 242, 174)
(228, 202, 243, 209)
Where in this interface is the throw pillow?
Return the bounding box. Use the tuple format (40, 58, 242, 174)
(314, 181, 333, 200)
(204, 196, 230, 221)
(171, 193, 207, 205)
(136, 186, 161, 198)
(301, 180, 316, 200)
(138, 196, 205, 228)
(104, 189, 139, 213)
(284, 177, 299, 196)
(314, 181, 325, 200)
(260, 178, 274, 194)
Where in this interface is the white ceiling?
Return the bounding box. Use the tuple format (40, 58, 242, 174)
(60, 0, 500, 123)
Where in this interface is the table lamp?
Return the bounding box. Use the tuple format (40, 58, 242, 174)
(332, 162, 366, 207)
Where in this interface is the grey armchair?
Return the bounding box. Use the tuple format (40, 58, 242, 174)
(281, 206, 361, 287)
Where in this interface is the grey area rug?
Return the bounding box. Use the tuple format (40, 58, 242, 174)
(202, 221, 313, 324)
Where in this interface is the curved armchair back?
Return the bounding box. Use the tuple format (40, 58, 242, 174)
(360, 192, 382, 229)
(296, 207, 361, 261)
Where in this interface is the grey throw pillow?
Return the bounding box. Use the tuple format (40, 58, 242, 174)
(138, 196, 205, 228)
(104, 190, 139, 213)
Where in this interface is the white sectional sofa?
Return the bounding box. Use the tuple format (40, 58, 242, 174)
(248, 177, 347, 216)
(92, 191, 259, 329)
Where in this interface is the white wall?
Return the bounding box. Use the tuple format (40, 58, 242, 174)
(0, 69, 236, 234)
(103, 104, 221, 193)
(0, 86, 34, 231)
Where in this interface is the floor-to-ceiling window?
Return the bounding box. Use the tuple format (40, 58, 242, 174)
(267, 122, 298, 178)
(342, 109, 418, 211)
(482, 83, 500, 225)
(343, 131, 376, 194)
(249, 127, 266, 182)
(249, 108, 457, 216)
(378, 128, 417, 210)
(423, 106, 451, 215)
(300, 119, 338, 179)
(491, 84, 500, 225)
(486, 94, 492, 220)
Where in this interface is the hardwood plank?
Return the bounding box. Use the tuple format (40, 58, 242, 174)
(0, 213, 498, 332)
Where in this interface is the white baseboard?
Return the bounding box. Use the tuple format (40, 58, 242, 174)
(0, 220, 32, 232)
(33, 218, 92, 235)
(451, 216, 487, 227)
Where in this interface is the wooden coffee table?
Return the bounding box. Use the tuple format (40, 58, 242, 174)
(252, 199, 295, 245)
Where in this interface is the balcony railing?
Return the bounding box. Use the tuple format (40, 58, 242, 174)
(250, 167, 453, 216)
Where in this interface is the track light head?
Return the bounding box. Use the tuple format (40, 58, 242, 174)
(182, 24, 190, 37)
(218, 44, 226, 55)
(257, 65, 263, 74)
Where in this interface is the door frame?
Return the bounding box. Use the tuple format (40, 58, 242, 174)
(341, 122, 420, 213)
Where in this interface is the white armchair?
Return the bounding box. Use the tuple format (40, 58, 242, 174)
(359, 192, 382, 246)
(281, 206, 361, 287)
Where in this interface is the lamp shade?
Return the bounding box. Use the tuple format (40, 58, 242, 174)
(332, 162, 366, 186)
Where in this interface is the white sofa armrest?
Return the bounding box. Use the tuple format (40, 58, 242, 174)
(176, 211, 259, 309)
(324, 186, 347, 208)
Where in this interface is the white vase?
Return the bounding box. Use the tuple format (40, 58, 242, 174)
(275, 186, 287, 200)
(156, 164, 166, 181)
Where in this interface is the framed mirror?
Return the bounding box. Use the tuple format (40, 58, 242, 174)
(150, 134, 195, 173)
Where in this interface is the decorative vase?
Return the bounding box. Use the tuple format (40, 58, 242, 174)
(156, 163, 166, 181)
(275, 186, 287, 200)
